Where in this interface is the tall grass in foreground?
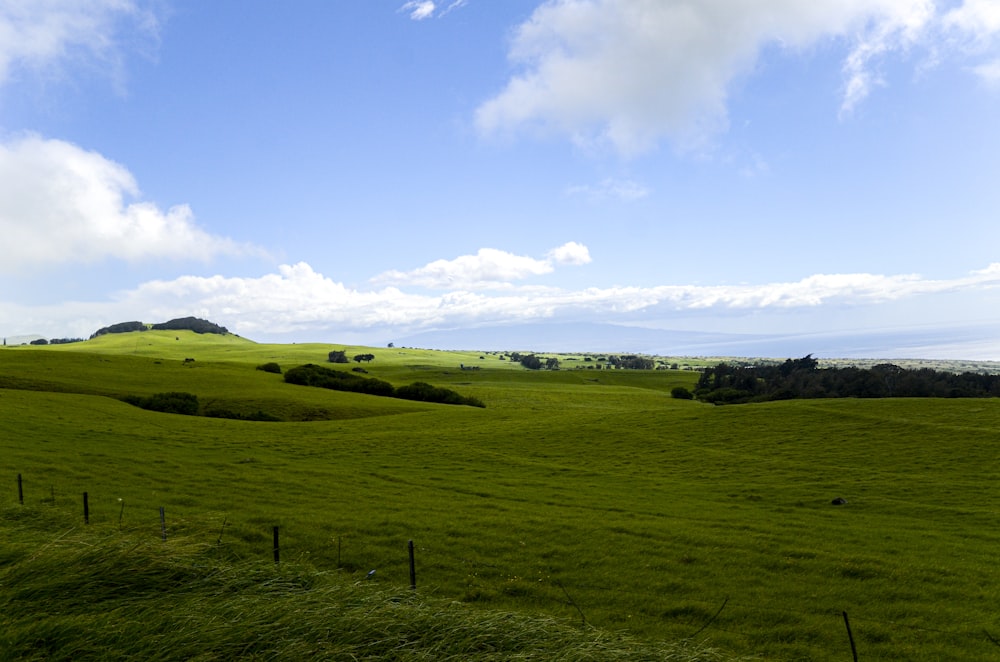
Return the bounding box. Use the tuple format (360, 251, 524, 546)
(0, 506, 739, 661)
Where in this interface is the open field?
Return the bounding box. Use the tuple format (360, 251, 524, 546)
(2, 332, 1000, 660)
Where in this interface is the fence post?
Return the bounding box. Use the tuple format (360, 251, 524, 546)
(408, 539, 416, 590)
(159, 507, 167, 541)
(83, 492, 89, 524)
(273, 526, 280, 564)
(17, 473, 23, 505)
(843, 611, 859, 662)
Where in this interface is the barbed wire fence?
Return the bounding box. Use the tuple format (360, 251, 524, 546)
(7, 472, 1000, 659)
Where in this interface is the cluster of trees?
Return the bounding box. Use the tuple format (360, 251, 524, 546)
(508, 352, 559, 370)
(150, 317, 229, 335)
(607, 355, 656, 370)
(23, 338, 84, 346)
(91, 321, 146, 338)
(695, 355, 1000, 404)
(578, 355, 658, 369)
(327, 351, 376, 364)
(285, 364, 484, 408)
(91, 317, 229, 339)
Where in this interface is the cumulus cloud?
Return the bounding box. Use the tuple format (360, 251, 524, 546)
(371, 242, 591, 289)
(0, 0, 158, 89)
(546, 241, 591, 266)
(6, 261, 1000, 344)
(476, 0, 1000, 154)
(0, 135, 261, 274)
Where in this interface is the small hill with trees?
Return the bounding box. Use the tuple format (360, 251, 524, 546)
(90, 317, 230, 339)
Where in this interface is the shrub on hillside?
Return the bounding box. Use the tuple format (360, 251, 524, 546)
(671, 386, 694, 400)
(122, 392, 199, 416)
(285, 364, 485, 408)
(204, 406, 282, 422)
(256, 362, 282, 374)
(284, 364, 395, 397)
(395, 382, 486, 408)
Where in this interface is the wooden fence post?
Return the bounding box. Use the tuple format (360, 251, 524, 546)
(408, 539, 416, 590)
(17, 473, 23, 505)
(159, 507, 167, 541)
(843, 611, 859, 662)
(83, 492, 89, 524)
(273, 526, 280, 564)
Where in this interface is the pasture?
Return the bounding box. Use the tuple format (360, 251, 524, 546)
(2, 331, 999, 660)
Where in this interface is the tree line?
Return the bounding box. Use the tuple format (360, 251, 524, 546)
(695, 355, 1000, 404)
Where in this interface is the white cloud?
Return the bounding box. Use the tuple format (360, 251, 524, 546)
(399, 1, 437, 21)
(546, 241, 592, 266)
(0, 135, 261, 274)
(475, 0, 973, 153)
(972, 57, 1000, 83)
(440, 1, 470, 17)
(944, 0, 1000, 85)
(945, 0, 1000, 38)
(398, 0, 469, 20)
(566, 177, 649, 202)
(371, 242, 591, 289)
(0, 0, 158, 89)
(6, 262, 1000, 347)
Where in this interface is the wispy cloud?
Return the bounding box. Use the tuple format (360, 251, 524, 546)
(0, 135, 264, 274)
(398, 1, 469, 21)
(566, 178, 649, 202)
(398, 1, 436, 21)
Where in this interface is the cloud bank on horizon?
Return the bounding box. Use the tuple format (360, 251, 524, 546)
(2, 1, 999, 358)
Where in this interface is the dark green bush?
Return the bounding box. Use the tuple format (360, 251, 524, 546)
(671, 386, 694, 400)
(256, 362, 282, 374)
(204, 407, 282, 422)
(285, 365, 485, 408)
(395, 382, 486, 408)
(284, 364, 394, 397)
(122, 392, 199, 416)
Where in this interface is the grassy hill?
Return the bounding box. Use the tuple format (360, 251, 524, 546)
(2, 333, 999, 660)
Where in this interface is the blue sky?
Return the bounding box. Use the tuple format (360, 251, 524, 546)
(2, 0, 1000, 358)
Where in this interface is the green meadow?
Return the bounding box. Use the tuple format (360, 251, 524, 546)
(2, 331, 999, 660)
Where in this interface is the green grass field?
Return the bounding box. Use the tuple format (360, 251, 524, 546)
(2, 332, 999, 660)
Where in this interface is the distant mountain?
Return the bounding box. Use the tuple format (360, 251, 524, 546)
(395, 323, 759, 355)
(3, 334, 44, 346)
(394, 321, 1000, 361)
